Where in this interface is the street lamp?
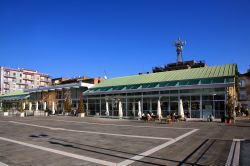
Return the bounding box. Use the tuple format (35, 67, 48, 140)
(212, 94, 216, 117)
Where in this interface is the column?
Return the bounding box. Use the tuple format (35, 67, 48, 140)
(29, 102, 32, 111)
(178, 93, 180, 116)
(36, 101, 38, 111)
(168, 96, 171, 115)
(43, 102, 47, 110)
(189, 97, 191, 118)
(86, 97, 89, 115)
(52, 101, 55, 114)
(200, 94, 202, 119)
(22, 102, 26, 110)
(99, 96, 101, 116)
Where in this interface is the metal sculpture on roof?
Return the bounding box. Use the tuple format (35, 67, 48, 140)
(175, 37, 186, 63)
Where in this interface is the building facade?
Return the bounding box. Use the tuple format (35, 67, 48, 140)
(0, 67, 52, 95)
(239, 72, 250, 108)
(0, 76, 103, 114)
(25, 82, 93, 114)
(84, 64, 238, 119)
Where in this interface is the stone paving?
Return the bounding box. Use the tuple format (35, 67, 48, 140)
(0, 116, 249, 166)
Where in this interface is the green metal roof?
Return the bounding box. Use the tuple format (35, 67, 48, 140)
(93, 64, 236, 89)
(0, 90, 30, 101)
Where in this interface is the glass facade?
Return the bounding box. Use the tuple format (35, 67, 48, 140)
(85, 87, 227, 119)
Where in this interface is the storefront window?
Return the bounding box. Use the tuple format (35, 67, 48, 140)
(215, 101, 225, 118)
(191, 101, 200, 118)
(170, 102, 178, 115)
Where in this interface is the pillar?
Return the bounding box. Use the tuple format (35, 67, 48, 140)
(22, 102, 25, 110)
(36, 101, 38, 111)
(52, 101, 55, 114)
(29, 102, 32, 111)
(43, 102, 46, 111)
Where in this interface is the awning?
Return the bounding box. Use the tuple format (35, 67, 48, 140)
(0, 90, 30, 101)
(0, 94, 30, 101)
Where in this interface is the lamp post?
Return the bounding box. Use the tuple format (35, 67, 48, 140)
(213, 94, 216, 117)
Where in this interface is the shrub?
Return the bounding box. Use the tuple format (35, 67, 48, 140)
(226, 94, 234, 119)
(19, 107, 24, 113)
(45, 108, 50, 113)
(78, 94, 85, 113)
(2, 107, 8, 112)
(64, 95, 72, 113)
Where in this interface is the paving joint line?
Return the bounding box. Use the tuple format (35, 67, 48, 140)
(8, 121, 174, 141)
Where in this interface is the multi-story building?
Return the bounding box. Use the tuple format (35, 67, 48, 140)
(239, 71, 250, 108)
(0, 66, 52, 95)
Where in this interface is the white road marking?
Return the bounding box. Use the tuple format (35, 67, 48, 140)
(226, 141, 236, 166)
(117, 129, 199, 166)
(226, 139, 243, 166)
(9, 121, 173, 141)
(35, 118, 196, 130)
(0, 162, 9, 166)
(0, 137, 116, 166)
(232, 141, 240, 166)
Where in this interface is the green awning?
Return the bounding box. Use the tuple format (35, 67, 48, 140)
(0, 90, 30, 101)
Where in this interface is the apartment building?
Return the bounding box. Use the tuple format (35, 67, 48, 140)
(239, 71, 250, 108)
(0, 66, 52, 95)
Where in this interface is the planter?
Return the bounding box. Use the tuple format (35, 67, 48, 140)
(3, 112, 8, 116)
(65, 112, 70, 116)
(44, 112, 48, 117)
(20, 112, 25, 117)
(226, 118, 234, 124)
(79, 113, 85, 118)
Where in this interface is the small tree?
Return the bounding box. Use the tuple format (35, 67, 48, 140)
(19, 107, 24, 113)
(78, 94, 85, 114)
(64, 95, 72, 113)
(2, 106, 8, 112)
(18, 101, 24, 112)
(226, 94, 234, 119)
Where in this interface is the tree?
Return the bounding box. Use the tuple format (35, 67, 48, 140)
(226, 94, 234, 119)
(78, 94, 85, 113)
(235, 72, 240, 99)
(64, 93, 72, 113)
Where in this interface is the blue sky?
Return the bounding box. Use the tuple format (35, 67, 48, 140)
(0, 0, 250, 78)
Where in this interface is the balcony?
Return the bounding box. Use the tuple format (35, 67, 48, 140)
(40, 79, 51, 83)
(4, 74, 16, 78)
(23, 77, 34, 81)
(17, 82, 27, 85)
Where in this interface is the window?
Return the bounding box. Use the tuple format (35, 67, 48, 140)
(13, 73, 16, 76)
(20, 74, 22, 77)
(240, 80, 246, 87)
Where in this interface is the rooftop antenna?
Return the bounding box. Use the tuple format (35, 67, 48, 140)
(104, 70, 108, 79)
(174, 37, 186, 64)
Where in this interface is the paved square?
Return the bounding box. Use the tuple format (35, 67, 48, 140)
(0, 116, 250, 166)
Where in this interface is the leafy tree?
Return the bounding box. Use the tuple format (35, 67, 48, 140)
(78, 94, 85, 113)
(64, 93, 72, 113)
(2, 107, 8, 112)
(226, 94, 234, 119)
(19, 107, 24, 113)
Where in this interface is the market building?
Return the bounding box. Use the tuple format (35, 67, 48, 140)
(83, 64, 238, 119)
(0, 77, 102, 115)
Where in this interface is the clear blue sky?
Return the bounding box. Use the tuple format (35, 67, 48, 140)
(0, 0, 249, 78)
